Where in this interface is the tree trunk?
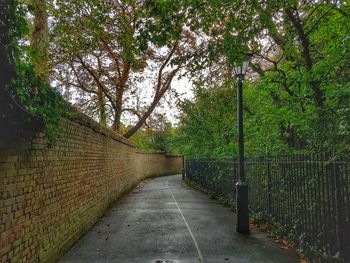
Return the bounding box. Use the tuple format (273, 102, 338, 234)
(97, 87, 106, 126)
(31, 0, 49, 80)
(285, 8, 324, 108)
(0, 1, 44, 140)
(112, 90, 123, 132)
(112, 107, 121, 132)
(123, 77, 174, 139)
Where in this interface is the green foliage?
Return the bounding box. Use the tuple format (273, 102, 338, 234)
(244, 83, 291, 156)
(9, 1, 68, 142)
(170, 83, 290, 158)
(13, 62, 67, 141)
(143, 0, 185, 46)
(130, 121, 176, 152)
(171, 1, 350, 158)
(170, 85, 237, 158)
(50, 0, 174, 71)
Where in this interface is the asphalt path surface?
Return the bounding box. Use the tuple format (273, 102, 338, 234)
(60, 175, 299, 263)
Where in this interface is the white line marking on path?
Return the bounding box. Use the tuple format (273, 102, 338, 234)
(166, 180, 205, 263)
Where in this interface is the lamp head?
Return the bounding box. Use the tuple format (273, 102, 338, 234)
(233, 53, 253, 77)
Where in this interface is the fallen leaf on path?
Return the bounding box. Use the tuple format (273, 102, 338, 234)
(249, 223, 256, 230)
(280, 239, 293, 248)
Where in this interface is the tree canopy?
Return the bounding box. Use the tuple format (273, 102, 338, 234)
(168, 0, 350, 157)
(4, 0, 350, 155)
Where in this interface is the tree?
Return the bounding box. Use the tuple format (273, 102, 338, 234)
(30, 0, 49, 79)
(165, 0, 349, 156)
(50, 0, 194, 138)
(178, 0, 350, 152)
(130, 112, 175, 152)
(171, 85, 238, 158)
(1, 0, 65, 141)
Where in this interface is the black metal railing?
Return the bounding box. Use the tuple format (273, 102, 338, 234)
(185, 153, 350, 262)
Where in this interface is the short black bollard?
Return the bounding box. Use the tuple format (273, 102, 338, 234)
(236, 181, 249, 233)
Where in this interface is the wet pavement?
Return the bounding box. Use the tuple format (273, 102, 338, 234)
(60, 175, 299, 263)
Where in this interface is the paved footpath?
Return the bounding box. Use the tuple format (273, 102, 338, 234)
(60, 175, 299, 263)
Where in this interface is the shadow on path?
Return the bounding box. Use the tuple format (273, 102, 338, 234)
(60, 175, 299, 263)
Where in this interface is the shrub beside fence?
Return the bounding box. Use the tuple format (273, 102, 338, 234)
(185, 153, 350, 262)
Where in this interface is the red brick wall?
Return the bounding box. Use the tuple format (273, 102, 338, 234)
(0, 113, 182, 262)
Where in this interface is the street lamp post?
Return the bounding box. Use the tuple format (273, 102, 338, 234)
(233, 54, 252, 234)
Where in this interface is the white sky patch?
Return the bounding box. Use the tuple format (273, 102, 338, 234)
(169, 74, 194, 125)
(121, 68, 194, 127)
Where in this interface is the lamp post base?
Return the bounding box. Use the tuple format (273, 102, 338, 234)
(182, 169, 185, 180)
(236, 181, 249, 233)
